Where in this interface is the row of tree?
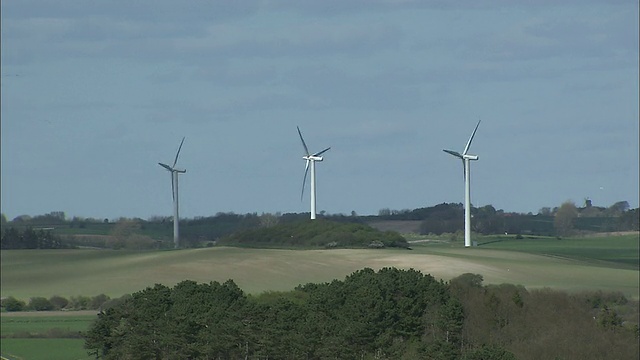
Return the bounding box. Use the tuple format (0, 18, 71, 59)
(0, 227, 67, 249)
(1, 200, 637, 249)
(381, 202, 638, 236)
(1, 294, 112, 312)
(3, 200, 635, 226)
(378, 200, 633, 219)
(84, 268, 639, 359)
(553, 201, 639, 236)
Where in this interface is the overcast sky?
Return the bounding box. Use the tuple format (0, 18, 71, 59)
(1, 0, 638, 221)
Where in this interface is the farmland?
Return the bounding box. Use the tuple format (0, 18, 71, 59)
(1, 233, 638, 300)
(0, 232, 638, 359)
(0, 339, 91, 360)
(0, 312, 95, 360)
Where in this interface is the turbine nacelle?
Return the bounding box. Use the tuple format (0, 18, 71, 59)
(304, 155, 324, 162)
(158, 163, 187, 174)
(158, 163, 187, 173)
(443, 151, 478, 161)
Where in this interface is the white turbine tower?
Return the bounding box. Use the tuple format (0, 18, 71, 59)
(297, 126, 330, 220)
(444, 120, 481, 248)
(158, 137, 186, 249)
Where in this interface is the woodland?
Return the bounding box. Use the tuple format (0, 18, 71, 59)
(84, 268, 639, 360)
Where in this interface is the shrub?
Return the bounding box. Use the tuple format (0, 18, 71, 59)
(220, 219, 409, 249)
(2, 296, 26, 312)
(368, 240, 385, 248)
(49, 295, 69, 310)
(90, 294, 111, 310)
(100, 294, 132, 311)
(325, 241, 338, 248)
(68, 295, 91, 310)
(28, 297, 54, 311)
(578, 290, 629, 308)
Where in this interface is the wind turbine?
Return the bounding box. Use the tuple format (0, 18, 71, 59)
(158, 137, 186, 249)
(443, 120, 481, 248)
(297, 126, 330, 220)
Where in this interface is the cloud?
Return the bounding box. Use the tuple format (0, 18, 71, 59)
(1, 1, 262, 22)
(483, 12, 637, 62)
(2, 3, 404, 66)
(269, 0, 638, 16)
(2, 0, 637, 218)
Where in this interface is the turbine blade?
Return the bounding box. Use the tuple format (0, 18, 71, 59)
(313, 147, 331, 157)
(301, 160, 310, 201)
(297, 126, 310, 156)
(158, 162, 173, 171)
(463, 120, 481, 155)
(173, 137, 185, 168)
(461, 159, 466, 181)
(443, 149, 463, 159)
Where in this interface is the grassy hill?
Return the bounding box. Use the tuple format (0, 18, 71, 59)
(1, 234, 637, 301)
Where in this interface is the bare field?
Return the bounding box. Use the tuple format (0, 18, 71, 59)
(2, 243, 638, 301)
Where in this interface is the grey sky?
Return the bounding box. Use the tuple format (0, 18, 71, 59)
(1, 0, 638, 220)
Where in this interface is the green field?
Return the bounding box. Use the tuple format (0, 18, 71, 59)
(0, 338, 91, 360)
(0, 234, 638, 359)
(0, 313, 95, 360)
(2, 233, 638, 300)
(1, 313, 94, 334)
(476, 234, 639, 268)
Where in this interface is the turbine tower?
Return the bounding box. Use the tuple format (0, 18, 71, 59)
(297, 126, 330, 220)
(158, 137, 186, 249)
(443, 120, 481, 248)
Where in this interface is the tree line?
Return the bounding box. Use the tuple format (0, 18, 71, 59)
(84, 268, 639, 359)
(378, 201, 639, 236)
(1, 294, 112, 312)
(0, 227, 67, 249)
(1, 199, 637, 250)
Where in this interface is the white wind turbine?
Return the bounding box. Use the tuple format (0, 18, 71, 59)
(297, 126, 331, 220)
(443, 120, 481, 248)
(158, 137, 186, 249)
